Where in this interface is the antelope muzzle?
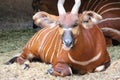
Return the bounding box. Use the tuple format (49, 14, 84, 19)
(62, 30, 74, 51)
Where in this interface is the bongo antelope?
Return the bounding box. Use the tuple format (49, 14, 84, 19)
(7, 0, 110, 77)
(32, 0, 120, 46)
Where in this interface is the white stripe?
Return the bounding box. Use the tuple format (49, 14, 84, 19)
(45, 30, 58, 60)
(25, 30, 41, 49)
(86, 0, 92, 10)
(57, 47, 62, 58)
(42, 31, 53, 55)
(89, 0, 98, 10)
(100, 8, 120, 15)
(38, 27, 58, 52)
(93, 0, 103, 11)
(34, 28, 49, 44)
(99, 17, 120, 23)
(68, 51, 102, 66)
(25, 28, 48, 49)
(97, 2, 120, 13)
(50, 31, 59, 63)
(57, 40, 62, 57)
(30, 29, 47, 49)
(101, 27, 120, 41)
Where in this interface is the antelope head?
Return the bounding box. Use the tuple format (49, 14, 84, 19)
(58, 0, 81, 51)
(33, 0, 102, 51)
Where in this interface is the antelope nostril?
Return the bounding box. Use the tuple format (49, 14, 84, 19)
(63, 39, 73, 47)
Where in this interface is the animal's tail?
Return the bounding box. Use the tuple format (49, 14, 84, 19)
(5, 54, 20, 65)
(5, 56, 18, 65)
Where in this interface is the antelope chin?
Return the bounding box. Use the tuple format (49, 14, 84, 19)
(62, 44, 72, 51)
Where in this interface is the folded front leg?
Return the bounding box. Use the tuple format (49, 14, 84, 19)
(16, 56, 30, 70)
(47, 62, 72, 77)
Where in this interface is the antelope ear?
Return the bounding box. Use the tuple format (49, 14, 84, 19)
(80, 11, 102, 29)
(33, 11, 58, 28)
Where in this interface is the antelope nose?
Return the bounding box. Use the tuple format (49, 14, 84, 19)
(63, 39, 73, 47)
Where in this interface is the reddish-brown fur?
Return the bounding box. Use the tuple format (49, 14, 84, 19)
(6, 0, 110, 77)
(15, 10, 110, 76)
(32, 0, 120, 46)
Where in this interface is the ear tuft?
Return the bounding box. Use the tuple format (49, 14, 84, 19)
(80, 11, 102, 29)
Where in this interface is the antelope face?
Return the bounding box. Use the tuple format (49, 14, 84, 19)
(58, 14, 79, 50)
(57, 0, 81, 51)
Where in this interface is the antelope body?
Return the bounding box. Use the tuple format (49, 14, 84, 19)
(7, 0, 110, 76)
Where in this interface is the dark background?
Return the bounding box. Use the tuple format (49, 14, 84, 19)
(0, 0, 33, 31)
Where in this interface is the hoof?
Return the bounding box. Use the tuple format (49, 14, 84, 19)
(47, 68, 54, 74)
(5, 56, 18, 65)
(22, 64, 30, 70)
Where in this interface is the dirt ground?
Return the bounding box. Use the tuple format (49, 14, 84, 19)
(0, 49, 120, 80)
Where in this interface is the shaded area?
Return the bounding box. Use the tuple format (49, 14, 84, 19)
(0, 0, 33, 31)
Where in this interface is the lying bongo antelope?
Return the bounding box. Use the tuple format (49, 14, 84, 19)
(32, 0, 120, 46)
(6, 0, 110, 77)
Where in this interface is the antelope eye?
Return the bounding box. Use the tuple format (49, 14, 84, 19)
(59, 24, 62, 28)
(73, 22, 78, 27)
(83, 20, 88, 23)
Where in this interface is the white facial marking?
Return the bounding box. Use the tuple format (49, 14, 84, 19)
(68, 51, 102, 66)
(62, 44, 71, 51)
(63, 28, 72, 31)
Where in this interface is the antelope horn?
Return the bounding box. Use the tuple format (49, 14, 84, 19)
(71, 0, 81, 14)
(57, 0, 66, 15)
